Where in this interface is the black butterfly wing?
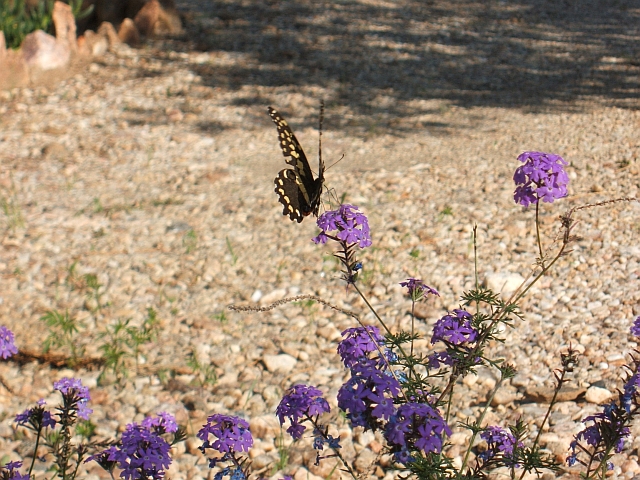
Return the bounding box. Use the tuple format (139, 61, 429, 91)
(268, 107, 322, 219)
(274, 169, 306, 223)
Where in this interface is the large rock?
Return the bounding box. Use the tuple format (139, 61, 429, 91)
(134, 0, 182, 36)
(22, 30, 71, 71)
(52, 1, 77, 53)
(0, 48, 30, 90)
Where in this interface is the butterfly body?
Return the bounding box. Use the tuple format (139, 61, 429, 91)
(269, 106, 325, 223)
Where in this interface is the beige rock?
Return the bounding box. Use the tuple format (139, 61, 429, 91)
(118, 18, 140, 46)
(52, 1, 77, 53)
(22, 30, 70, 71)
(585, 386, 613, 404)
(98, 21, 120, 47)
(0, 48, 29, 90)
(134, 0, 182, 37)
(0, 31, 5, 57)
(79, 30, 108, 57)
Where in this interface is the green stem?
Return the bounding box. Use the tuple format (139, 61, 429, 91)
(459, 376, 505, 474)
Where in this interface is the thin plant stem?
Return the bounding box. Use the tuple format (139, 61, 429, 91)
(460, 376, 506, 474)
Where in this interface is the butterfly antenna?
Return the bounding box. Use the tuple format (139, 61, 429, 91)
(326, 153, 346, 172)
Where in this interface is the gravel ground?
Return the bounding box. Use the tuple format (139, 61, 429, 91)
(0, 0, 639, 479)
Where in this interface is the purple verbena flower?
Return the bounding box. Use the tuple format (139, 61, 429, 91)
(54, 377, 92, 420)
(85, 446, 118, 473)
(197, 414, 253, 455)
(479, 426, 523, 466)
(432, 309, 478, 345)
(384, 402, 451, 462)
(99, 424, 172, 480)
(142, 412, 178, 434)
(0, 326, 18, 359)
(312, 204, 372, 248)
(337, 359, 402, 430)
(568, 401, 631, 467)
(0, 461, 29, 480)
(276, 384, 330, 440)
(15, 403, 56, 430)
(337, 326, 385, 368)
(399, 278, 439, 302)
(631, 316, 640, 337)
(513, 151, 569, 207)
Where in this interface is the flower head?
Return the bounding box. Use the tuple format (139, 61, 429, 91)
(197, 414, 253, 456)
(142, 412, 178, 434)
(0, 461, 29, 480)
(431, 309, 478, 345)
(0, 326, 18, 359)
(384, 402, 451, 462)
(479, 426, 523, 466)
(312, 204, 371, 248)
(400, 278, 439, 302)
(338, 326, 385, 368)
(54, 377, 92, 420)
(15, 405, 57, 430)
(513, 151, 569, 207)
(91, 424, 172, 480)
(338, 359, 402, 430)
(276, 385, 330, 440)
(631, 316, 640, 337)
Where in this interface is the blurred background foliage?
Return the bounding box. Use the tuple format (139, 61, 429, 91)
(0, 0, 93, 49)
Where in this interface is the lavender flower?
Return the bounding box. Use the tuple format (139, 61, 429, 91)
(142, 412, 178, 434)
(384, 402, 451, 463)
(0, 326, 18, 359)
(399, 278, 439, 302)
(431, 309, 478, 345)
(312, 204, 372, 248)
(630, 316, 640, 337)
(0, 461, 29, 480)
(568, 402, 630, 468)
(338, 359, 401, 430)
(276, 384, 331, 440)
(90, 424, 172, 480)
(337, 326, 385, 368)
(54, 377, 93, 420)
(15, 404, 56, 430)
(479, 426, 523, 466)
(513, 151, 569, 207)
(198, 414, 253, 456)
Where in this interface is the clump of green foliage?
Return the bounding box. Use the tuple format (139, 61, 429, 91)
(0, 0, 93, 50)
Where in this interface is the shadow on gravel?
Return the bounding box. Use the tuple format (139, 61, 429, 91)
(175, 0, 639, 126)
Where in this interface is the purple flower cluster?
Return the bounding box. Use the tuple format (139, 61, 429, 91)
(15, 402, 56, 430)
(197, 414, 253, 457)
(513, 151, 569, 207)
(631, 316, 640, 337)
(479, 426, 523, 466)
(54, 377, 93, 420)
(567, 403, 630, 467)
(142, 412, 178, 434)
(337, 326, 385, 368)
(0, 326, 18, 359)
(399, 278, 439, 302)
(337, 359, 402, 429)
(89, 423, 172, 480)
(431, 309, 478, 345)
(312, 204, 372, 248)
(276, 384, 330, 440)
(0, 461, 28, 480)
(384, 402, 451, 463)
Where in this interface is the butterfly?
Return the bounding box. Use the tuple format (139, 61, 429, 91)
(268, 106, 325, 223)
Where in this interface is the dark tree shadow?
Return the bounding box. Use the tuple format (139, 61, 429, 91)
(170, 0, 639, 131)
